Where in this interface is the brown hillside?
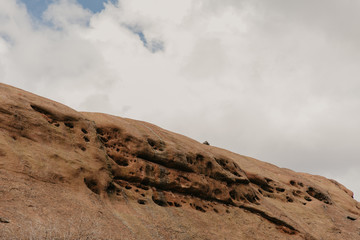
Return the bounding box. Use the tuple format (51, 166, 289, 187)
(0, 83, 359, 239)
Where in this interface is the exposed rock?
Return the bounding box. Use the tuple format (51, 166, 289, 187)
(0, 218, 9, 224)
(0, 83, 359, 240)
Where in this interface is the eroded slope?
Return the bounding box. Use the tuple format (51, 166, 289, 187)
(0, 83, 359, 240)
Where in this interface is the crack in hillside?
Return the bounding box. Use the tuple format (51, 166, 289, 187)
(92, 126, 301, 236)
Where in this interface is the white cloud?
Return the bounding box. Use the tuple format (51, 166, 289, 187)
(1, 0, 360, 199)
(43, 0, 92, 29)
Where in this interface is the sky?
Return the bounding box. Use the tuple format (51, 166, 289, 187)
(0, 0, 359, 200)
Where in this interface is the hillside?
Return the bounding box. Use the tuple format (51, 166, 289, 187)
(0, 83, 359, 239)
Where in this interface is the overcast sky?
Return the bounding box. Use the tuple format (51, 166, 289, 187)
(0, 0, 359, 200)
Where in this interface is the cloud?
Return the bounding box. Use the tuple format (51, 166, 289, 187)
(124, 24, 164, 53)
(1, 0, 360, 199)
(43, 0, 92, 28)
(0, 0, 116, 103)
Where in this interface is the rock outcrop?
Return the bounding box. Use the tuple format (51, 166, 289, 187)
(0, 83, 359, 239)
